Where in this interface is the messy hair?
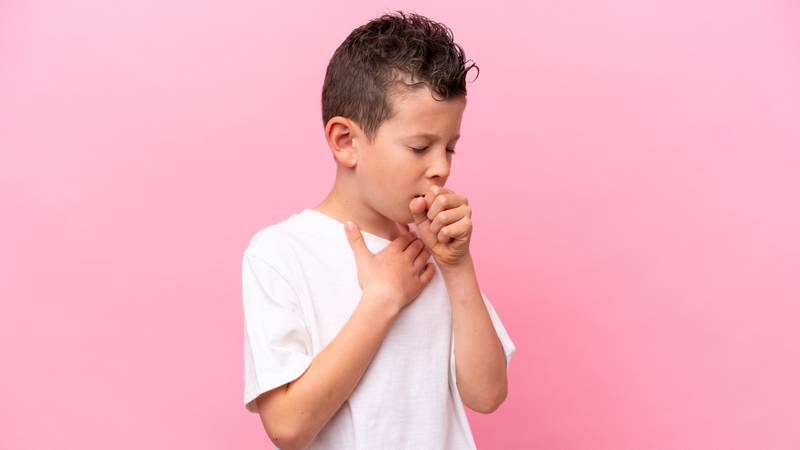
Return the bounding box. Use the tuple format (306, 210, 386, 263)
(321, 10, 479, 144)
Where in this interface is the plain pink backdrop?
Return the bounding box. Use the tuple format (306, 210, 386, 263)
(2, 1, 799, 449)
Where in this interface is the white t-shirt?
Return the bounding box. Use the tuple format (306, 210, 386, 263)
(242, 208, 516, 450)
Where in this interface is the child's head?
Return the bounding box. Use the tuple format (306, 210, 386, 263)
(320, 10, 478, 225)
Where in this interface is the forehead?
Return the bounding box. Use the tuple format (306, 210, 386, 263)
(385, 86, 466, 132)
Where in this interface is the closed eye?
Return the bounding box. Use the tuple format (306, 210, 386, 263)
(411, 146, 456, 154)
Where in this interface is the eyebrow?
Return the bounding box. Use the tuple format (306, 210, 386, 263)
(408, 133, 461, 141)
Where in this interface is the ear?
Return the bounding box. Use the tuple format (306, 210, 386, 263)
(325, 116, 361, 168)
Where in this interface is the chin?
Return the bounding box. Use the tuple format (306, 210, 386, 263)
(373, 198, 415, 226)
(386, 205, 414, 226)
(401, 210, 414, 225)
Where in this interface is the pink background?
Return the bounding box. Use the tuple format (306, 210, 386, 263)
(2, 1, 799, 449)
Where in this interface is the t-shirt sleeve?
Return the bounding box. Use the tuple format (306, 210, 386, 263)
(242, 252, 313, 413)
(480, 290, 516, 368)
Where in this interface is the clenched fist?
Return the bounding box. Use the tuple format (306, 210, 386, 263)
(409, 185, 472, 267)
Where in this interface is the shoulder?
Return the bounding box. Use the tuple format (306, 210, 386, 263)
(242, 213, 305, 273)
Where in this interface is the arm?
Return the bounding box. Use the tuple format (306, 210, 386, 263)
(255, 295, 400, 450)
(439, 253, 509, 414)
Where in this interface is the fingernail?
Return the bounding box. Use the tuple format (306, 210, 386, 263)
(345, 221, 354, 231)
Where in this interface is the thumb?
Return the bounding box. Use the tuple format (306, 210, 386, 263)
(409, 196, 429, 226)
(408, 197, 437, 249)
(344, 220, 372, 262)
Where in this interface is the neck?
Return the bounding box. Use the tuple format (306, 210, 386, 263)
(313, 179, 409, 241)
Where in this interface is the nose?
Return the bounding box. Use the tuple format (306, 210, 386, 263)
(428, 148, 451, 180)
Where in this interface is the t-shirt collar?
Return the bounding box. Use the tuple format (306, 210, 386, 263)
(299, 208, 417, 243)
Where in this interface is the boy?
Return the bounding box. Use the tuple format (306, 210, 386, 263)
(242, 10, 516, 450)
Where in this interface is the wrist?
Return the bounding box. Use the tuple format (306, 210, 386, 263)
(437, 252, 474, 275)
(359, 291, 402, 320)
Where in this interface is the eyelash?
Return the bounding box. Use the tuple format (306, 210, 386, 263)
(411, 147, 456, 154)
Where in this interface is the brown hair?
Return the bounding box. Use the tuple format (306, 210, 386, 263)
(321, 10, 479, 144)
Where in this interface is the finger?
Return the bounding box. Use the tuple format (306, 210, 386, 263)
(409, 198, 441, 252)
(391, 231, 417, 251)
(404, 239, 424, 259)
(344, 221, 373, 263)
(419, 262, 436, 283)
(437, 215, 471, 243)
(427, 193, 467, 222)
(437, 227, 453, 244)
(409, 196, 429, 226)
(423, 185, 447, 214)
(430, 204, 470, 236)
(414, 248, 431, 269)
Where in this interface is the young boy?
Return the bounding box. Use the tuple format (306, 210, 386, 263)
(242, 10, 516, 450)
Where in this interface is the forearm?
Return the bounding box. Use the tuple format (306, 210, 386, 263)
(281, 296, 399, 449)
(439, 254, 508, 413)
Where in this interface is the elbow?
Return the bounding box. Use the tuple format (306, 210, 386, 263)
(265, 425, 304, 450)
(459, 371, 510, 414)
(475, 393, 506, 414)
(473, 396, 503, 414)
(262, 420, 294, 449)
(270, 419, 317, 450)
(473, 383, 508, 414)
(260, 414, 306, 450)
(256, 385, 311, 450)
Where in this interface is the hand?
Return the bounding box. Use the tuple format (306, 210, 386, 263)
(344, 220, 436, 312)
(409, 185, 472, 267)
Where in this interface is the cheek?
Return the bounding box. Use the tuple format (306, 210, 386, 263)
(374, 154, 414, 182)
(363, 148, 420, 197)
